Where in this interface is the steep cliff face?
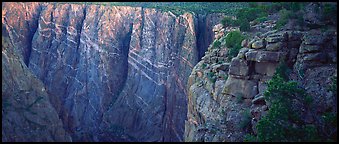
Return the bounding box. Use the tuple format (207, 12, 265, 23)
(196, 13, 225, 59)
(185, 26, 337, 141)
(2, 24, 71, 142)
(2, 2, 222, 142)
(2, 2, 41, 65)
(28, 4, 136, 141)
(101, 8, 199, 142)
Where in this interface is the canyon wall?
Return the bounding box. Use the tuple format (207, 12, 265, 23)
(2, 2, 223, 142)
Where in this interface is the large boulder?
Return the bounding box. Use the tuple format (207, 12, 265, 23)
(266, 42, 283, 51)
(299, 44, 321, 53)
(251, 39, 266, 49)
(255, 62, 279, 77)
(265, 36, 283, 43)
(265, 32, 288, 43)
(245, 50, 286, 62)
(228, 58, 249, 77)
(287, 31, 303, 41)
(302, 32, 326, 45)
(237, 48, 250, 59)
(223, 77, 258, 99)
(302, 53, 327, 62)
(212, 63, 230, 72)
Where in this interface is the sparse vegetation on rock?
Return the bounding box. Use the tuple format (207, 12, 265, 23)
(225, 31, 245, 61)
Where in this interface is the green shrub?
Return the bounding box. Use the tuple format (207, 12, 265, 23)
(225, 31, 244, 61)
(201, 63, 207, 69)
(235, 92, 244, 103)
(255, 75, 320, 142)
(302, 124, 321, 141)
(320, 112, 337, 141)
(212, 40, 221, 49)
(207, 71, 216, 83)
(267, 3, 283, 13)
(244, 134, 258, 142)
(264, 2, 302, 13)
(225, 31, 244, 49)
(221, 16, 251, 31)
(254, 16, 268, 23)
(221, 74, 228, 80)
(244, 2, 299, 16)
(221, 3, 297, 32)
(239, 19, 251, 31)
(238, 109, 252, 129)
(244, 62, 322, 142)
(244, 63, 325, 142)
(322, 112, 337, 129)
(304, 95, 313, 106)
(236, 7, 267, 22)
(291, 2, 302, 12)
(221, 17, 236, 27)
(221, 6, 269, 32)
(322, 4, 337, 24)
(328, 76, 337, 95)
(274, 9, 293, 30)
(211, 77, 216, 83)
(227, 44, 242, 62)
(226, 31, 244, 61)
(274, 61, 291, 81)
(248, 2, 258, 8)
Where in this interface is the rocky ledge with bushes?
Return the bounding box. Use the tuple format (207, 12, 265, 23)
(184, 17, 337, 141)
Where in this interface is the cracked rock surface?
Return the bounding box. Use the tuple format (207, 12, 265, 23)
(2, 2, 223, 142)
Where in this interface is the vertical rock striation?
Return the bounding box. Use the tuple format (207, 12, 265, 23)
(2, 2, 42, 65)
(2, 2, 222, 142)
(101, 9, 199, 142)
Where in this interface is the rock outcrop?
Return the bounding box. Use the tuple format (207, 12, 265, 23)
(185, 28, 337, 141)
(2, 2, 222, 142)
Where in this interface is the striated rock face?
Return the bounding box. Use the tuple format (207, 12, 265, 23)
(185, 28, 337, 141)
(2, 25, 71, 142)
(2, 2, 42, 65)
(2, 2, 222, 142)
(28, 4, 135, 141)
(101, 9, 199, 142)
